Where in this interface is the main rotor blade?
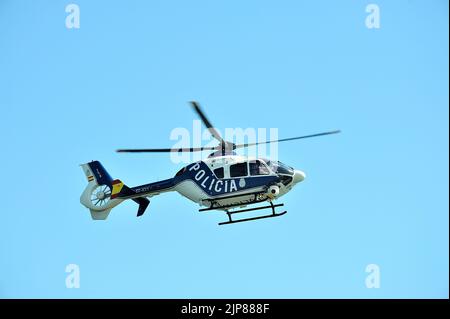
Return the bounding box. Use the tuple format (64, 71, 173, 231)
(190, 101, 225, 144)
(116, 146, 217, 153)
(234, 130, 341, 149)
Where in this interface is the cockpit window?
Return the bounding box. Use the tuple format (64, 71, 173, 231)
(213, 167, 224, 179)
(230, 162, 248, 177)
(263, 159, 294, 175)
(249, 160, 270, 176)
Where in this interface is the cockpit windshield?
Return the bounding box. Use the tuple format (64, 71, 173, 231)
(262, 159, 294, 175)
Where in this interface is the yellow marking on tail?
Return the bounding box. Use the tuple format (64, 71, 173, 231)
(111, 181, 124, 197)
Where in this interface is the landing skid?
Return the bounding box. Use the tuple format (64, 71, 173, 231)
(219, 202, 287, 226)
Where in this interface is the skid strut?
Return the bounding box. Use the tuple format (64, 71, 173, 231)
(218, 202, 286, 226)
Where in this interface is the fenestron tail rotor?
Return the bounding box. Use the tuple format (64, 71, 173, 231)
(115, 101, 341, 154)
(90, 185, 112, 208)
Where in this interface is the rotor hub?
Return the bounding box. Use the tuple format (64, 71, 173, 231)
(96, 191, 106, 200)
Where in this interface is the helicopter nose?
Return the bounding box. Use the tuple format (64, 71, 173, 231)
(293, 170, 306, 183)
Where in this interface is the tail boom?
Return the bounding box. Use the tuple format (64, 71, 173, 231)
(80, 161, 171, 219)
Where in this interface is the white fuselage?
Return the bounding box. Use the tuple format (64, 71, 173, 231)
(173, 155, 305, 208)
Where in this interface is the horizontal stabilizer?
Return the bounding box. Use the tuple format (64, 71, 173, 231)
(132, 197, 150, 217)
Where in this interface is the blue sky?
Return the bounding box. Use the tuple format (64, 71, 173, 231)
(0, 0, 448, 298)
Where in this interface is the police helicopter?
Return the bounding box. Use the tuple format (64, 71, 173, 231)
(80, 102, 340, 225)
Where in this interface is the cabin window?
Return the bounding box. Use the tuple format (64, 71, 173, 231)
(249, 160, 270, 176)
(214, 167, 224, 179)
(230, 162, 248, 177)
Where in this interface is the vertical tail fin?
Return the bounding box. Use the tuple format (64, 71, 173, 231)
(81, 161, 113, 187)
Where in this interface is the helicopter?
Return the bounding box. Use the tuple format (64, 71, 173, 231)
(80, 102, 340, 225)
